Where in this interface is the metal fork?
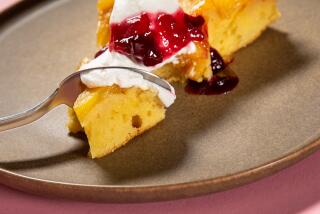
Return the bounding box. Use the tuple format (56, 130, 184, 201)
(0, 66, 174, 132)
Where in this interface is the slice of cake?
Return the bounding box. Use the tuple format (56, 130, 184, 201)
(97, 0, 280, 83)
(68, 0, 280, 158)
(73, 86, 167, 158)
(69, 66, 175, 159)
(180, 0, 281, 58)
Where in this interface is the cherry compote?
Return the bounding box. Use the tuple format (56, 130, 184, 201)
(109, 9, 205, 66)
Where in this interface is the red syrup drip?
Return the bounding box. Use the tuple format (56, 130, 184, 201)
(185, 48, 239, 95)
(108, 9, 205, 66)
(94, 46, 108, 58)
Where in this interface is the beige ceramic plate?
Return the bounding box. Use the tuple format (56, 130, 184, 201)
(0, 0, 319, 203)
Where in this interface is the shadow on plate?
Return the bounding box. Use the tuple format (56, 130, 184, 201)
(0, 134, 89, 170)
(93, 28, 314, 183)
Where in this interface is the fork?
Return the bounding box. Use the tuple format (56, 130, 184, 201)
(0, 66, 174, 132)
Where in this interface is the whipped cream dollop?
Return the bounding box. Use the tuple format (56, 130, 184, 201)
(81, 65, 175, 107)
(80, 49, 176, 107)
(110, 0, 180, 23)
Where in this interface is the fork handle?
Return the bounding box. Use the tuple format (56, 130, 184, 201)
(0, 89, 60, 132)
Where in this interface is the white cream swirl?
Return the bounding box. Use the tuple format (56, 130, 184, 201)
(80, 50, 176, 107)
(110, 0, 180, 23)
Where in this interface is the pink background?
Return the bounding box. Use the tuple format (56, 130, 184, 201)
(0, 0, 21, 12)
(0, 1, 320, 213)
(0, 151, 319, 214)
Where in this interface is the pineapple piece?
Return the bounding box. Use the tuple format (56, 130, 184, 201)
(72, 85, 165, 159)
(97, 0, 115, 47)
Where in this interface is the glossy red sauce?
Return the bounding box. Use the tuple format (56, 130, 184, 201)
(109, 9, 205, 66)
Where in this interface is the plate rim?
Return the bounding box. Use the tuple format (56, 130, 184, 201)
(0, 0, 319, 203)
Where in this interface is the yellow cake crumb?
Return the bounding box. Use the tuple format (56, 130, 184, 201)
(71, 86, 166, 158)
